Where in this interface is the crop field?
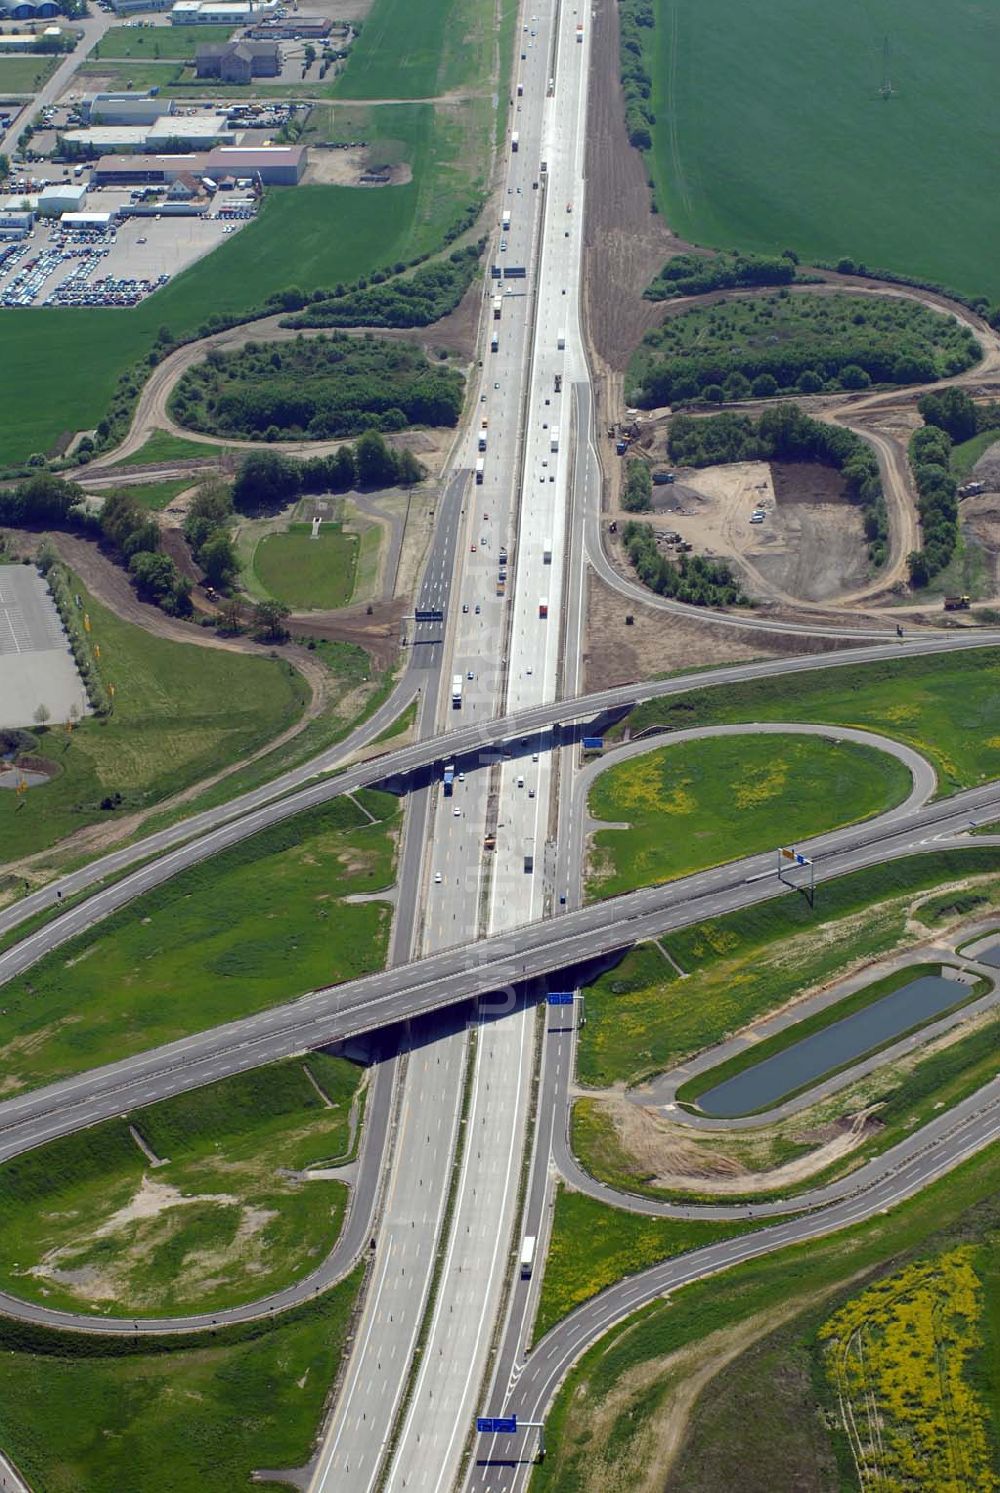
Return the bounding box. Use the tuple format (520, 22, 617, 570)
(576, 848, 1000, 1087)
(254, 524, 360, 610)
(1, 99, 488, 464)
(586, 734, 909, 899)
(0, 1265, 363, 1493)
(0, 1056, 362, 1316)
(622, 647, 1000, 795)
(0, 577, 307, 863)
(644, 0, 1000, 302)
(0, 55, 57, 91)
(0, 789, 398, 1095)
(532, 1146, 1000, 1493)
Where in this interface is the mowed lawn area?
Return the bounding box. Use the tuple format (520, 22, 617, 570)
(0, 55, 57, 91)
(253, 524, 360, 609)
(2, 98, 486, 464)
(0, 578, 308, 862)
(92, 22, 234, 58)
(623, 647, 1000, 795)
(648, 0, 1000, 301)
(586, 734, 910, 898)
(0, 1056, 363, 1316)
(0, 1266, 363, 1493)
(0, 789, 398, 1095)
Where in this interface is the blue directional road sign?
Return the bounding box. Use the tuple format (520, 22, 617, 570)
(581, 736, 604, 750)
(547, 992, 574, 1006)
(477, 1416, 517, 1434)
(415, 608, 445, 623)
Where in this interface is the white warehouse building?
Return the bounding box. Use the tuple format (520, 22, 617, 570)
(170, 0, 278, 21)
(36, 182, 87, 217)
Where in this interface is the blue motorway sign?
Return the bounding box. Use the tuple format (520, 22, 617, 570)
(477, 1416, 517, 1435)
(547, 992, 574, 1006)
(415, 608, 444, 623)
(581, 736, 604, 750)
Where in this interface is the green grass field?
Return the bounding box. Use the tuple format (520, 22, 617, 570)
(254, 524, 360, 609)
(93, 23, 234, 59)
(98, 477, 194, 512)
(532, 1150, 1000, 1493)
(586, 734, 910, 898)
(576, 848, 1000, 1088)
(0, 1265, 363, 1493)
(645, 0, 1000, 301)
(0, 1056, 362, 1316)
(0, 576, 307, 863)
(0, 54, 57, 91)
(952, 429, 1000, 483)
(622, 647, 1000, 795)
(109, 429, 221, 468)
(0, 789, 398, 1095)
(536, 1187, 748, 1339)
(332, 0, 507, 98)
(1, 100, 488, 464)
(76, 59, 186, 92)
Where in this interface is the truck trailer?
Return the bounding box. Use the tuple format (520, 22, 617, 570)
(520, 1236, 536, 1277)
(511, 131, 519, 152)
(492, 294, 503, 319)
(475, 457, 485, 483)
(451, 674, 463, 707)
(550, 427, 560, 452)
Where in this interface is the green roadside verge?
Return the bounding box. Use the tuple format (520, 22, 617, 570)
(0, 1056, 363, 1317)
(0, 1263, 364, 1493)
(0, 789, 399, 1096)
(530, 1144, 1000, 1492)
(586, 733, 911, 898)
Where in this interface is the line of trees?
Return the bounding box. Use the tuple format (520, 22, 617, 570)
(619, 0, 655, 150)
(644, 251, 798, 301)
(286, 243, 483, 331)
(232, 432, 423, 516)
(100, 491, 191, 615)
(906, 425, 957, 586)
(183, 480, 238, 591)
(622, 521, 744, 606)
(669, 404, 889, 566)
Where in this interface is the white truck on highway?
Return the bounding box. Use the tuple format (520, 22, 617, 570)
(520, 1235, 536, 1278)
(451, 674, 463, 708)
(557, 330, 565, 349)
(501, 209, 511, 230)
(492, 294, 503, 319)
(543, 539, 552, 564)
(475, 456, 485, 483)
(511, 131, 519, 152)
(550, 427, 560, 453)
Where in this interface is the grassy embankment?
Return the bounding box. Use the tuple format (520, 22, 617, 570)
(643, 0, 1000, 301)
(617, 646, 1000, 794)
(571, 851, 1000, 1201)
(0, 576, 307, 864)
(108, 430, 223, 467)
(0, 788, 398, 1095)
(0, 1056, 364, 1316)
(0, 1264, 364, 1493)
(951, 429, 1000, 483)
(531, 1145, 1000, 1492)
(585, 733, 910, 899)
(0, 55, 57, 91)
(253, 523, 360, 610)
(94, 477, 194, 512)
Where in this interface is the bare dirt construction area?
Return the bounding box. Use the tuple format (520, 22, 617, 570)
(616, 458, 871, 607)
(581, 570, 844, 693)
(959, 491, 1000, 595)
(303, 146, 413, 187)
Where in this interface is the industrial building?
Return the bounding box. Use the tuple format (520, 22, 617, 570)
(91, 144, 305, 187)
(194, 39, 280, 82)
(170, 0, 278, 22)
(246, 14, 332, 38)
(203, 145, 304, 183)
(36, 182, 87, 217)
(64, 115, 235, 153)
(110, 0, 171, 12)
(0, 0, 59, 17)
(0, 26, 63, 48)
(82, 92, 176, 126)
(0, 208, 33, 239)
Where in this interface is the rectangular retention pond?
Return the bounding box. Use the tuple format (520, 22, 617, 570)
(696, 973, 977, 1119)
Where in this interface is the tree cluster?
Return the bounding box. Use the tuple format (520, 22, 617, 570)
(0, 472, 86, 528)
(917, 386, 1000, 444)
(232, 432, 423, 516)
(99, 491, 191, 615)
(669, 403, 888, 566)
(619, 0, 655, 149)
(906, 424, 957, 586)
(171, 332, 464, 443)
(645, 251, 797, 302)
(288, 243, 483, 331)
(622, 521, 744, 606)
(621, 459, 653, 512)
(631, 292, 981, 409)
(182, 480, 238, 590)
